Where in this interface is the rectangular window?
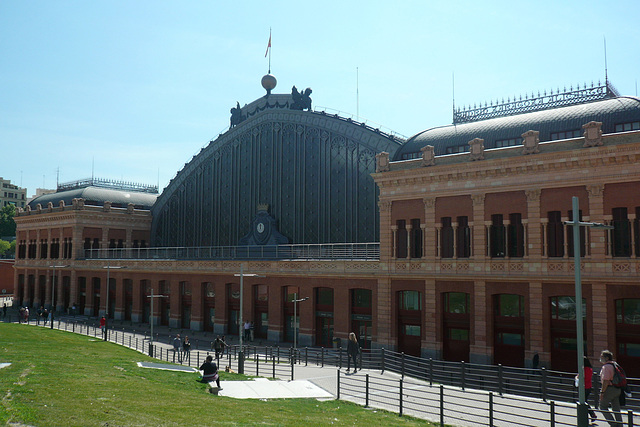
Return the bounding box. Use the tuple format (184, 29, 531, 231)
(404, 325, 421, 336)
(399, 290, 421, 311)
(550, 296, 586, 320)
(456, 216, 471, 258)
(447, 328, 469, 341)
(507, 213, 524, 257)
(494, 138, 521, 148)
(444, 292, 469, 314)
(440, 217, 454, 258)
(498, 332, 524, 346)
(352, 289, 372, 308)
(616, 299, 640, 325)
(612, 207, 631, 257)
(615, 121, 640, 132)
(445, 145, 469, 154)
(550, 129, 581, 140)
(490, 214, 505, 257)
(495, 294, 524, 317)
(567, 210, 586, 257)
(410, 218, 422, 258)
(395, 220, 407, 259)
(547, 211, 564, 257)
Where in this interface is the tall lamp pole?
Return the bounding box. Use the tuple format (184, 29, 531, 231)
(102, 263, 127, 341)
(565, 196, 613, 427)
(147, 288, 167, 357)
(233, 265, 264, 374)
(293, 293, 309, 351)
(49, 265, 69, 329)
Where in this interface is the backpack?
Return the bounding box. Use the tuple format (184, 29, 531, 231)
(607, 362, 628, 389)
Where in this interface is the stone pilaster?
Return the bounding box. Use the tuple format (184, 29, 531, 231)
(590, 281, 609, 357)
(526, 281, 547, 367)
(378, 200, 393, 262)
(587, 184, 606, 260)
(375, 277, 392, 348)
(422, 278, 439, 358)
(471, 194, 486, 261)
(169, 280, 180, 328)
(525, 189, 542, 259)
(470, 279, 490, 364)
(423, 197, 436, 259)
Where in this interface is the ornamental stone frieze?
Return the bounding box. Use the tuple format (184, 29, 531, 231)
(376, 152, 390, 172)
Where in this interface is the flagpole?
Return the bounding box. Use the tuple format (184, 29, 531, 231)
(268, 28, 272, 74)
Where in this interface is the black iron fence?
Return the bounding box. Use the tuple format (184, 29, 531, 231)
(5, 315, 639, 426)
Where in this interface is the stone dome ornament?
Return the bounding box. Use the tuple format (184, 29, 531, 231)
(261, 74, 277, 96)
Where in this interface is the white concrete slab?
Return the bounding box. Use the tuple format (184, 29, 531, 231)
(137, 361, 198, 373)
(214, 377, 333, 400)
(0, 363, 11, 369)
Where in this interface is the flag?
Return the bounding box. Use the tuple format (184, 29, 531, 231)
(265, 34, 271, 58)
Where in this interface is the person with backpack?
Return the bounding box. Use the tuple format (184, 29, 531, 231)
(599, 349, 624, 426)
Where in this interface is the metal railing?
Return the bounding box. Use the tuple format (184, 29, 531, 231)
(80, 242, 380, 261)
(7, 314, 639, 426)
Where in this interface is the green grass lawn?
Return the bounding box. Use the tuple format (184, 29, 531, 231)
(0, 323, 436, 426)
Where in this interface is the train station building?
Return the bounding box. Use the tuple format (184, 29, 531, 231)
(12, 77, 640, 375)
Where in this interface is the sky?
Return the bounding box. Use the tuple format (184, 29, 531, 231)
(1, 1, 639, 197)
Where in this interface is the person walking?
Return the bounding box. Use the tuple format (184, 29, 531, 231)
(244, 321, 251, 341)
(183, 336, 191, 364)
(199, 355, 222, 389)
(213, 336, 227, 361)
(346, 332, 361, 373)
(576, 356, 597, 422)
(599, 350, 623, 426)
(173, 334, 182, 363)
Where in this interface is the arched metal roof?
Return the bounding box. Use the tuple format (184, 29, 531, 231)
(395, 96, 640, 160)
(28, 187, 158, 210)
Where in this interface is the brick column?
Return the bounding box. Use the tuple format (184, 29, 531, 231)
(423, 278, 439, 358)
(423, 197, 436, 259)
(375, 277, 392, 348)
(527, 281, 547, 367)
(268, 282, 283, 342)
(131, 279, 144, 323)
(591, 281, 609, 358)
(378, 200, 393, 262)
(214, 281, 227, 335)
(471, 194, 486, 262)
(587, 184, 606, 260)
(45, 268, 52, 309)
(470, 279, 490, 364)
(114, 274, 125, 320)
(190, 279, 203, 331)
(169, 280, 180, 328)
(72, 225, 83, 260)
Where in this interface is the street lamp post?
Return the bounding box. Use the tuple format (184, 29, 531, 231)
(293, 293, 309, 351)
(102, 262, 127, 341)
(147, 288, 167, 357)
(565, 196, 613, 427)
(49, 265, 69, 329)
(233, 265, 264, 374)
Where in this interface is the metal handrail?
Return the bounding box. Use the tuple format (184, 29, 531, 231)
(80, 243, 380, 261)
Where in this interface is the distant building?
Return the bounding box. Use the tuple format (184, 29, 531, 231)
(27, 188, 56, 205)
(0, 177, 26, 209)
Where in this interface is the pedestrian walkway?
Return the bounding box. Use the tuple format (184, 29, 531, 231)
(5, 313, 594, 426)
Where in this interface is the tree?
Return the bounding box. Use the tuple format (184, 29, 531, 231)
(0, 204, 16, 238)
(0, 240, 11, 258)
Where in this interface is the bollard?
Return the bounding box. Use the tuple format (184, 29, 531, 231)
(429, 358, 433, 386)
(321, 347, 325, 368)
(305, 347, 308, 366)
(628, 409, 633, 427)
(290, 355, 294, 381)
(401, 352, 405, 378)
(550, 401, 555, 426)
(541, 367, 548, 401)
(381, 348, 385, 373)
(489, 392, 494, 426)
(399, 379, 403, 417)
(439, 384, 444, 426)
(365, 374, 370, 407)
(272, 355, 276, 379)
(498, 364, 503, 395)
(461, 361, 466, 391)
(337, 369, 340, 400)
